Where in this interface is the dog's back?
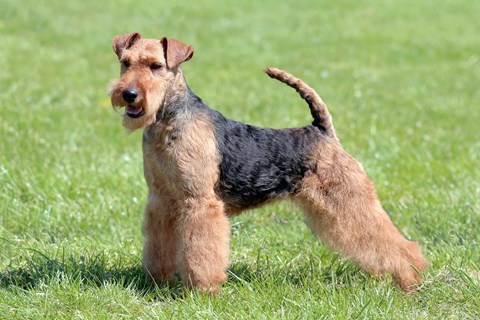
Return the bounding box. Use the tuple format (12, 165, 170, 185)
(210, 110, 325, 212)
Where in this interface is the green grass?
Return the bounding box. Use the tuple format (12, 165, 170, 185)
(1, 0, 479, 318)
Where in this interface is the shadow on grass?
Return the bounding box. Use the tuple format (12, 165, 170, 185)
(0, 246, 365, 297)
(0, 249, 185, 299)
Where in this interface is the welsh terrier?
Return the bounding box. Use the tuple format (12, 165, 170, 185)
(109, 32, 428, 294)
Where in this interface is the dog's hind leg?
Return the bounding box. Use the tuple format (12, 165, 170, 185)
(296, 145, 428, 291)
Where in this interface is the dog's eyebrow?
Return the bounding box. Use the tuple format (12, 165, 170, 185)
(145, 56, 163, 64)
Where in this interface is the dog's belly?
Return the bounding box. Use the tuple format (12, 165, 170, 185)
(216, 160, 305, 211)
(212, 113, 323, 211)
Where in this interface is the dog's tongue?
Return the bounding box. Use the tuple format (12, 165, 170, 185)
(126, 105, 142, 115)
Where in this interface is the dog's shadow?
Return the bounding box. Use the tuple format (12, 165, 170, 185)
(0, 250, 185, 299)
(0, 249, 363, 297)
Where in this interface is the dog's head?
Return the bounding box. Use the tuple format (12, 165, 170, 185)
(109, 32, 194, 131)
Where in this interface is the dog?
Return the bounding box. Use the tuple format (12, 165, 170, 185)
(109, 32, 428, 294)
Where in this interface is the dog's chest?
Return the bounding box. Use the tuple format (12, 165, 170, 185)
(142, 115, 220, 198)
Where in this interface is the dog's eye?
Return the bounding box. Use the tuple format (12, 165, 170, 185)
(122, 60, 131, 68)
(150, 63, 163, 70)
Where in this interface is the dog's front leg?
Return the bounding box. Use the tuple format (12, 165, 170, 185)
(142, 195, 178, 283)
(175, 197, 230, 295)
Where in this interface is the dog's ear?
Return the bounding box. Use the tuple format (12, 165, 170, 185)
(112, 32, 142, 59)
(160, 37, 194, 69)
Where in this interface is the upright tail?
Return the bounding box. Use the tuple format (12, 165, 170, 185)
(264, 67, 337, 140)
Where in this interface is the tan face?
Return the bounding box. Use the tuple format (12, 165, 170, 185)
(110, 33, 194, 131)
(110, 39, 173, 131)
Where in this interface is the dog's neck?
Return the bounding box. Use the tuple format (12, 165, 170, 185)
(156, 71, 200, 121)
(145, 73, 204, 140)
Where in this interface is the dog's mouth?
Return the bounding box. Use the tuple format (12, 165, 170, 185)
(125, 105, 145, 118)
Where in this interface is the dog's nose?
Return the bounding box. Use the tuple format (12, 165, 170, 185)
(122, 88, 138, 103)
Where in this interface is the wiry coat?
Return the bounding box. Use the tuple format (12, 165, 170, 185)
(110, 33, 428, 294)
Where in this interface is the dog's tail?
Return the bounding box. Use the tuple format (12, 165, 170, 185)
(264, 67, 337, 140)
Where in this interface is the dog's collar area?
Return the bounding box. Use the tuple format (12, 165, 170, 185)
(155, 108, 163, 122)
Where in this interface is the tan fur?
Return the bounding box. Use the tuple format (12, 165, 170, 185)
(142, 195, 177, 282)
(142, 112, 229, 294)
(110, 38, 181, 131)
(110, 33, 427, 294)
(296, 142, 428, 291)
(264, 67, 337, 140)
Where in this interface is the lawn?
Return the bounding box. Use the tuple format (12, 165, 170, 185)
(1, 0, 479, 318)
